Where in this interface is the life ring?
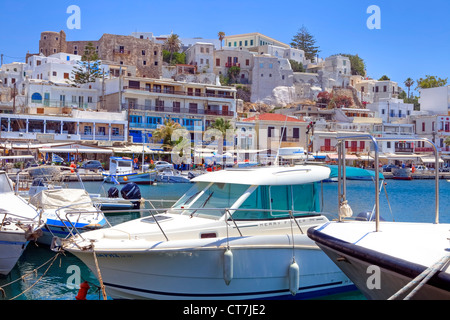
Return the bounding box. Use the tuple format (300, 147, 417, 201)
(134, 158, 138, 163)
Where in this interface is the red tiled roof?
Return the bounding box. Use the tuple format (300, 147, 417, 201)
(243, 113, 304, 122)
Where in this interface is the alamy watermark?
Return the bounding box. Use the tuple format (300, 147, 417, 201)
(367, 5, 381, 30)
(67, 5, 81, 30)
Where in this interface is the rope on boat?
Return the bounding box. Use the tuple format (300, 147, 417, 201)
(0, 250, 63, 300)
(388, 252, 450, 300)
(91, 243, 107, 300)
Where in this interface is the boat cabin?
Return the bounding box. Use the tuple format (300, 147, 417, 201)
(109, 157, 134, 175)
(170, 165, 330, 220)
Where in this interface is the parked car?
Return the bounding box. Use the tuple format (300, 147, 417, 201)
(382, 164, 397, 172)
(154, 161, 173, 170)
(80, 160, 103, 171)
(415, 165, 427, 171)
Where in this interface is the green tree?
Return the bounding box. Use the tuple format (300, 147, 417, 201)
(378, 75, 390, 81)
(404, 77, 414, 99)
(416, 75, 448, 90)
(218, 31, 225, 50)
(289, 59, 304, 72)
(71, 42, 103, 84)
(336, 54, 366, 76)
(227, 66, 240, 83)
(162, 50, 186, 65)
(290, 26, 320, 61)
(152, 120, 182, 151)
(163, 34, 182, 65)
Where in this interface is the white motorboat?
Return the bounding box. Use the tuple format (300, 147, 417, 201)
(102, 157, 157, 185)
(54, 164, 356, 300)
(0, 171, 45, 275)
(156, 167, 191, 183)
(30, 188, 108, 245)
(308, 135, 450, 300)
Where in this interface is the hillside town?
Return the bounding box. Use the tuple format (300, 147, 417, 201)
(1, 29, 449, 171)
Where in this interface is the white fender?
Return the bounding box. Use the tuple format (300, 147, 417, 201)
(223, 248, 233, 285)
(289, 259, 300, 296)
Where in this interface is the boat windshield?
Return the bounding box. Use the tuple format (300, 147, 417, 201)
(170, 181, 321, 220)
(0, 173, 13, 194)
(171, 182, 251, 219)
(232, 183, 321, 220)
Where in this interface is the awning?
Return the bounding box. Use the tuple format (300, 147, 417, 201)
(327, 154, 360, 160)
(421, 156, 443, 163)
(379, 154, 422, 161)
(38, 144, 113, 154)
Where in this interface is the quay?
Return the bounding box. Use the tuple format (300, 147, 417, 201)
(8, 170, 104, 182)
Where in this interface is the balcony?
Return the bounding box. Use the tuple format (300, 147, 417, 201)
(123, 86, 234, 99)
(415, 147, 435, 153)
(225, 62, 240, 68)
(127, 103, 234, 117)
(320, 146, 337, 152)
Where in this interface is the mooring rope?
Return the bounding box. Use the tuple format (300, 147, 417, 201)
(91, 244, 107, 300)
(0, 251, 62, 300)
(388, 252, 450, 300)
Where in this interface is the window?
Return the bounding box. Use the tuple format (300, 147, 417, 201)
(422, 122, 425, 132)
(52, 71, 57, 76)
(216, 58, 220, 66)
(382, 109, 385, 114)
(72, 96, 77, 103)
(142, 50, 146, 55)
(260, 63, 264, 68)
(269, 63, 273, 69)
(143, 60, 147, 65)
(250, 40, 253, 46)
(130, 115, 142, 123)
(293, 128, 299, 139)
(112, 127, 120, 135)
(31, 92, 42, 102)
(234, 41, 237, 47)
(84, 126, 92, 135)
(383, 86, 387, 92)
(239, 41, 242, 46)
(64, 73, 69, 79)
(154, 61, 158, 66)
(246, 59, 249, 66)
(375, 86, 379, 93)
(245, 40, 248, 46)
(88, 96, 93, 103)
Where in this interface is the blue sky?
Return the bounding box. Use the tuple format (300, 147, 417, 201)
(1, 0, 449, 95)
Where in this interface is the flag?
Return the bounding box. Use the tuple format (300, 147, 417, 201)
(110, 175, 120, 185)
(52, 153, 65, 163)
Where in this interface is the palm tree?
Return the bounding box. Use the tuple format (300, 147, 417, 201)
(218, 31, 225, 49)
(152, 120, 182, 151)
(163, 34, 181, 65)
(404, 77, 414, 99)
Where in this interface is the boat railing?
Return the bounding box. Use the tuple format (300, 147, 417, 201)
(0, 211, 44, 232)
(335, 135, 440, 231)
(53, 202, 107, 240)
(84, 205, 319, 241)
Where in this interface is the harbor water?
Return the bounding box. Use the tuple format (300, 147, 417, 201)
(1, 178, 449, 300)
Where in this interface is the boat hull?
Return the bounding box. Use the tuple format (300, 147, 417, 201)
(67, 235, 355, 300)
(308, 223, 450, 300)
(103, 172, 156, 185)
(0, 230, 29, 275)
